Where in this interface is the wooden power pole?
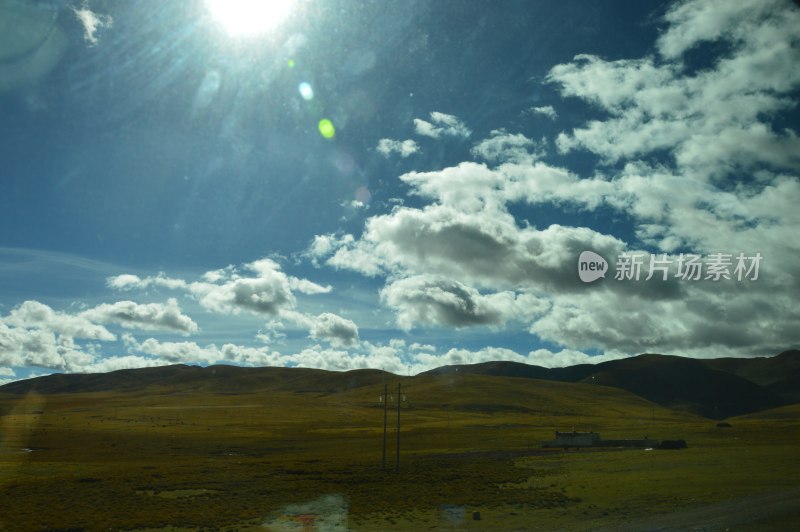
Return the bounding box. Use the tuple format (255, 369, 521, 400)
(396, 382, 401, 473)
(382, 383, 388, 471)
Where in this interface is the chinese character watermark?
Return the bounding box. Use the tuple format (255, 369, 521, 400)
(578, 251, 762, 283)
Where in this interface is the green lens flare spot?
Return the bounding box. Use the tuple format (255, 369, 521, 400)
(318, 119, 335, 139)
(287, 59, 295, 68)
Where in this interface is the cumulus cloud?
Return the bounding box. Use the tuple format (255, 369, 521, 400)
(109, 258, 330, 317)
(409, 346, 620, 372)
(313, 154, 796, 355)
(656, 0, 782, 60)
(107, 273, 187, 291)
(548, 0, 800, 179)
(284, 342, 614, 374)
(307, 313, 359, 346)
(282, 311, 360, 347)
(125, 335, 282, 367)
(471, 129, 545, 164)
(78, 355, 172, 374)
(6, 0, 796, 378)
(80, 298, 198, 335)
(525, 348, 627, 368)
(376, 138, 420, 158)
(527, 105, 558, 120)
(380, 275, 547, 330)
(414, 111, 471, 139)
(511, 0, 800, 356)
(317, 202, 626, 292)
(399, 162, 505, 212)
(5, 300, 115, 341)
(0, 321, 95, 371)
(307, 0, 800, 358)
(288, 277, 332, 295)
(191, 270, 296, 316)
(288, 340, 415, 373)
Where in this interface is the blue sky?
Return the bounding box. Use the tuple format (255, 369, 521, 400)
(1, 0, 798, 383)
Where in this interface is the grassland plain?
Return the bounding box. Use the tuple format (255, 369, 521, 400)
(1, 373, 799, 531)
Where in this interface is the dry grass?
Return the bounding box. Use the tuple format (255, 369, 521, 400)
(0, 374, 798, 530)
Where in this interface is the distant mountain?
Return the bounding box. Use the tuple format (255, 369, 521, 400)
(2, 351, 797, 419)
(702, 349, 800, 402)
(420, 351, 797, 419)
(585, 354, 787, 419)
(0, 364, 389, 396)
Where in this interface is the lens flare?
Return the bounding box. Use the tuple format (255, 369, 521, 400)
(298, 82, 313, 100)
(355, 186, 372, 204)
(318, 119, 335, 139)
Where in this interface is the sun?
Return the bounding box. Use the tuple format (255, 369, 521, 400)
(205, 0, 296, 37)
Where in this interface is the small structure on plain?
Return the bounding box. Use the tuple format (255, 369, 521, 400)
(542, 431, 686, 450)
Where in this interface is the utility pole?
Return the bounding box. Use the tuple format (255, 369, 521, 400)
(382, 382, 388, 471)
(396, 382, 401, 473)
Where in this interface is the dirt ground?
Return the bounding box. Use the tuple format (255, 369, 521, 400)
(603, 487, 800, 532)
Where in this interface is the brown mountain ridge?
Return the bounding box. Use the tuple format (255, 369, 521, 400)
(1, 351, 798, 419)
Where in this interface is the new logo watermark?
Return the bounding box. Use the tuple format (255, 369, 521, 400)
(578, 251, 608, 283)
(578, 251, 762, 283)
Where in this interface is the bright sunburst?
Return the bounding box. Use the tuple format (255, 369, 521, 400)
(206, 0, 295, 37)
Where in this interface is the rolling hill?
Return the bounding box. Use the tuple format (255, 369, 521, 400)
(1, 351, 797, 419)
(0, 364, 390, 396)
(703, 349, 800, 402)
(421, 351, 798, 419)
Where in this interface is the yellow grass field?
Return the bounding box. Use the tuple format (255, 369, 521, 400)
(1, 373, 799, 531)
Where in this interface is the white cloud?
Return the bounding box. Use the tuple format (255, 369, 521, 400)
(107, 273, 187, 291)
(527, 106, 558, 120)
(548, 0, 800, 179)
(413, 111, 471, 139)
(72, 2, 113, 46)
(80, 298, 199, 335)
(525, 349, 628, 368)
(289, 341, 407, 373)
(0, 321, 96, 371)
(290, 345, 375, 372)
(376, 138, 420, 158)
(122, 331, 284, 367)
(288, 277, 332, 295)
(307, 0, 800, 358)
(78, 355, 171, 373)
(319, 202, 625, 292)
(412, 346, 526, 370)
(6, 0, 796, 378)
(307, 313, 359, 346)
(189, 259, 295, 315)
(380, 275, 547, 330)
(399, 162, 505, 212)
(5, 300, 115, 341)
(131, 337, 219, 365)
(313, 155, 799, 355)
(410, 342, 435, 352)
(109, 258, 330, 317)
(282, 310, 360, 347)
(471, 129, 545, 164)
(656, 0, 782, 60)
